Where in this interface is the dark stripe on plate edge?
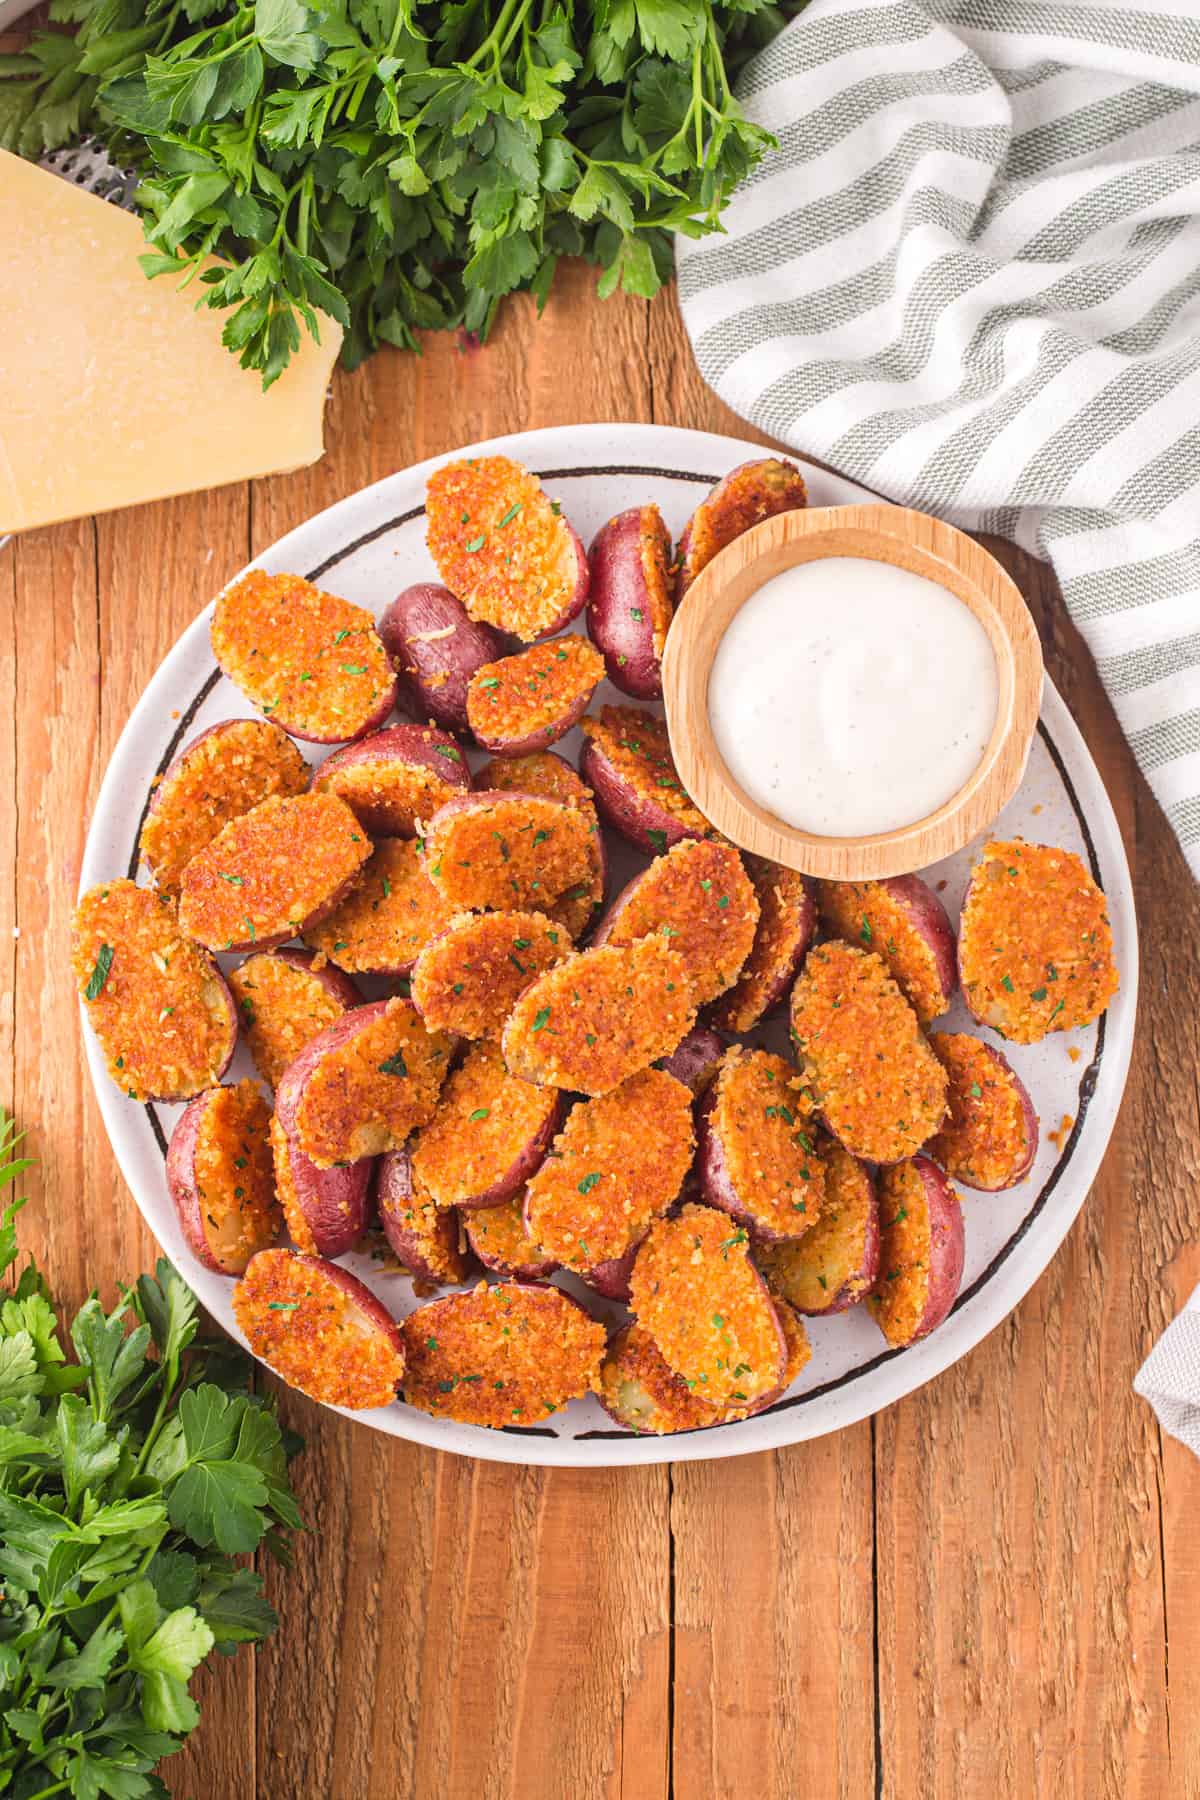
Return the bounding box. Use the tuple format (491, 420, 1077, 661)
(124, 475, 1107, 1441)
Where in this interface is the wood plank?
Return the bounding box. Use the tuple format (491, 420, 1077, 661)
(672, 1435, 877, 1799)
(874, 555, 1176, 1800)
(247, 276, 672, 1798)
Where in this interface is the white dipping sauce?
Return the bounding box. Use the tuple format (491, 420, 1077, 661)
(708, 557, 998, 837)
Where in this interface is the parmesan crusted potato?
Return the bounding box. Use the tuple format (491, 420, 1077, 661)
(867, 1156, 964, 1348)
(400, 1282, 605, 1426)
(425, 456, 589, 642)
(958, 840, 1118, 1042)
(212, 570, 395, 743)
(312, 722, 470, 837)
(697, 1047, 825, 1244)
(789, 941, 947, 1164)
(72, 879, 237, 1102)
(234, 1250, 406, 1409)
(501, 937, 697, 1096)
(466, 637, 604, 756)
(167, 1081, 279, 1275)
(140, 719, 309, 895)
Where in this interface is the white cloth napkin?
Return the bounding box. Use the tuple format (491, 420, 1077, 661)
(1135, 1284, 1200, 1456)
(676, 0, 1200, 880)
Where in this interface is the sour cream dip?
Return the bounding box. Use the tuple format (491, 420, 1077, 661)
(707, 556, 999, 838)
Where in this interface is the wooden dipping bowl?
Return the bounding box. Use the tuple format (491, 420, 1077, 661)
(661, 503, 1044, 881)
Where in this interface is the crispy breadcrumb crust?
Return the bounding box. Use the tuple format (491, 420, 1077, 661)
(677, 459, 808, 596)
(426, 457, 582, 640)
(629, 1204, 785, 1405)
(502, 937, 697, 1095)
(304, 838, 455, 974)
(581, 706, 710, 839)
(140, 720, 309, 895)
(867, 1162, 935, 1348)
(212, 570, 393, 739)
(463, 1195, 552, 1276)
(710, 859, 813, 1032)
(190, 1082, 279, 1269)
(229, 954, 353, 1089)
(759, 1142, 875, 1312)
(477, 750, 592, 807)
(602, 1306, 810, 1434)
(524, 1069, 694, 1269)
(927, 1032, 1036, 1188)
(424, 794, 595, 915)
(708, 1047, 826, 1239)
(233, 1250, 405, 1409)
(400, 1282, 605, 1426)
(71, 879, 235, 1101)
(411, 1041, 559, 1207)
(602, 839, 758, 1004)
(958, 839, 1118, 1042)
(410, 909, 571, 1038)
(269, 1114, 317, 1254)
(816, 879, 946, 1024)
(179, 792, 371, 951)
(636, 505, 675, 658)
(294, 998, 452, 1167)
(475, 756, 604, 936)
(380, 1168, 472, 1284)
(467, 637, 604, 747)
(790, 942, 946, 1163)
(313, 730, 467, 836)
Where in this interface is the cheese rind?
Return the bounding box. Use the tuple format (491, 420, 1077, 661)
(0, 149, 342, 532)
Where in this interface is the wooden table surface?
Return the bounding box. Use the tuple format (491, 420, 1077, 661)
(3, 265, 1198, 1800)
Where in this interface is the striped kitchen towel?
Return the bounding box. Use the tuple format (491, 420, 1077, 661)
(677, 0, 1200, 875)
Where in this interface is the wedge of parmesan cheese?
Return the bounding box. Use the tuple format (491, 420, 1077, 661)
(0, 149, 341, 533)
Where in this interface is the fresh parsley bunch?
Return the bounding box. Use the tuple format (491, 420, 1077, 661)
(0, 0, 802, 384)
(0, 1110, 301, 1800)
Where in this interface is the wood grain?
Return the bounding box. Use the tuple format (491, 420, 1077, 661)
(2, 256, 1198, 1800)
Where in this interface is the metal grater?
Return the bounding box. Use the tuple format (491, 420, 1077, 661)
(39, 136, 139, 210)
(1, 140, 139, 552)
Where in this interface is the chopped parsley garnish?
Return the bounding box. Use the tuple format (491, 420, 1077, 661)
(532, 1007, 551, 1033)
(577, 1172, 602, 1195)
(464, 535, 487, 553)
(646, 829, 668, 854)
(85, 943, 114, 1000)
(468, 1108, 490, 1122)
(378, 1050, 409, 1077)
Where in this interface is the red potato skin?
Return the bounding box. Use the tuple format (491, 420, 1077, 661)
(166, 1089, 275, 1275)
(939, 1041, 1039, 1192)
(597, 1312, 801, 1435)
(789, 1160, 880, 1316)
(675, 458, 808, 598)
(455, 1090, 565, 1210)
(579, 735, 708, 856)
(313, 723, 471, 833)
(276, 1122, 373, 1258)
(379, 583, 507, 734)
(586, 507, 671, 699)
(694, 1081, 806, 1247)
(252, 946, 365, 1011)
(707, 871, 817, 1032)
(658, 1027, 726, 1097)
(887, 1156, 964, 1346)
(263, 1249, 407, 1360)
(529, 525, 590, 641)
(464, 1211, 557, 1281)
(881, 875, 958, 1015)
(471, 687, 597, 759)
(374, 1150, 473, 1284)
(575, 1240, 641, 1304)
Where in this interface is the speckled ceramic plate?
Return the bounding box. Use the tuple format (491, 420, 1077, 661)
(79, 424, 1138, 1466)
